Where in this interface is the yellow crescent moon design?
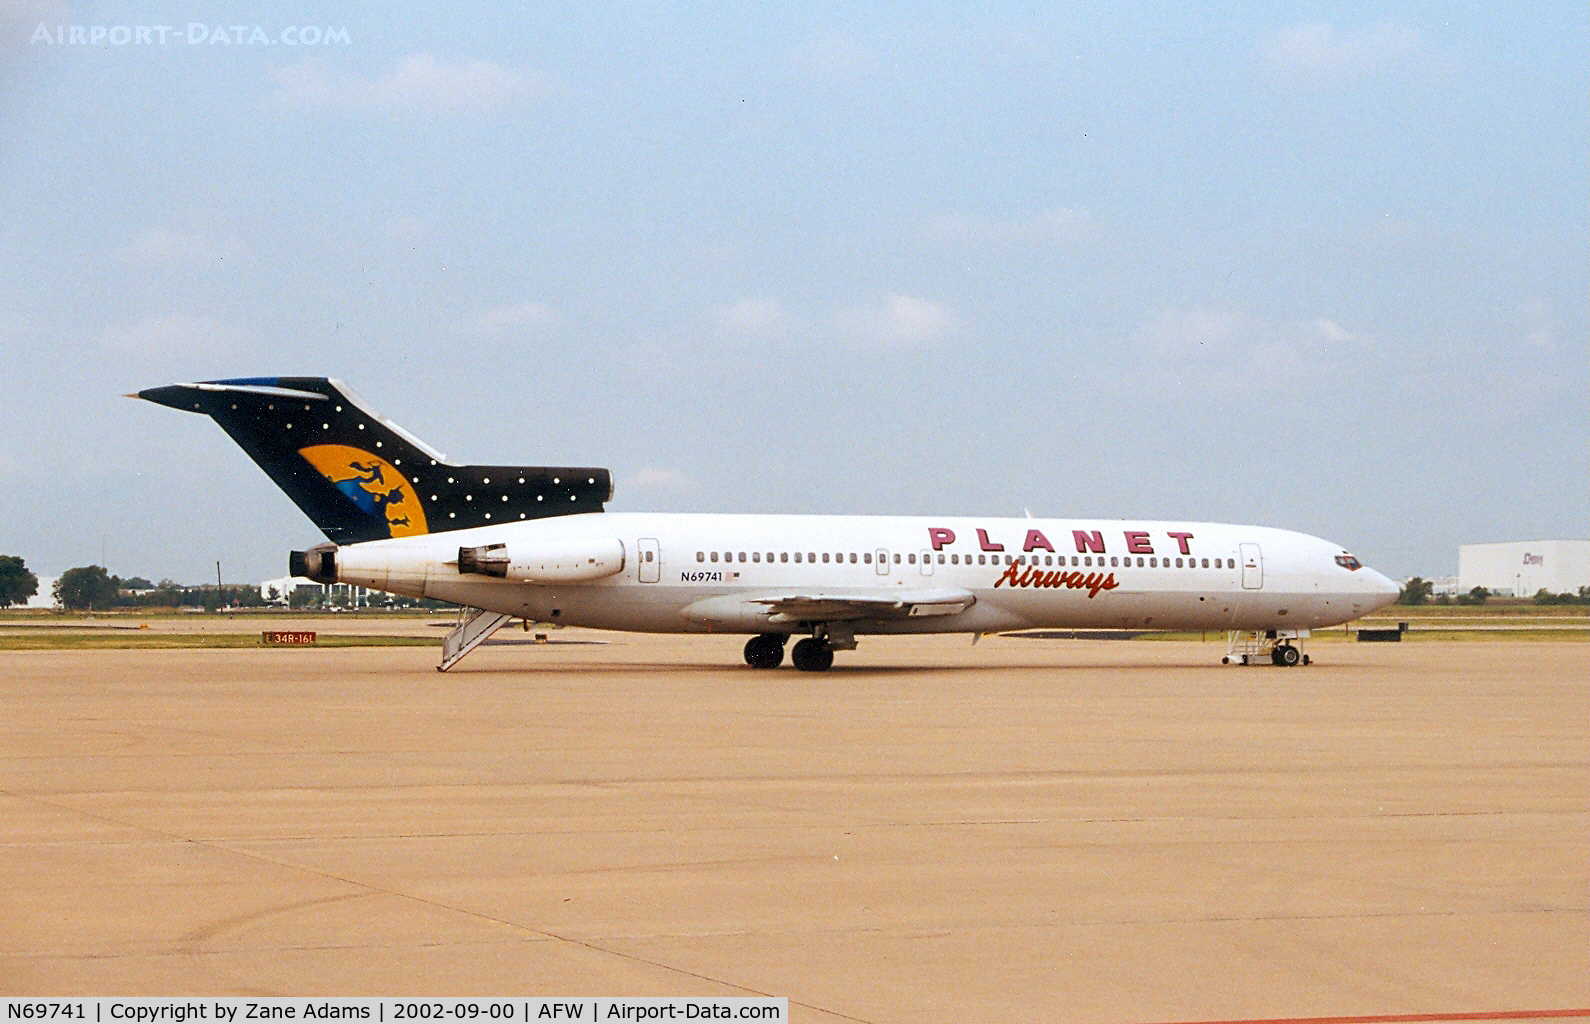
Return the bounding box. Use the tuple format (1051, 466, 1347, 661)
(298, 444, 428, 537)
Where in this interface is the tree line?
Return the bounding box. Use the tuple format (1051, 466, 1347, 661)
(1398, 577, 1590, 606)
(1, 555, 446, 611)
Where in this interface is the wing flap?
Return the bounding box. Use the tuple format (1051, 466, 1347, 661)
(753, 587, 976, 622)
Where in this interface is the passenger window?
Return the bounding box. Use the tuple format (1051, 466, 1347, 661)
(808, 552, 816, 562)
(1149, 557, 1156, 567)
(1136, 557, 1144, 567)
(849, 553, 857, 563)
(1175, 557, 1183, 568)
(1201, 558, 1208, 568)
(864, 552, 872, 564)
(893, 554, 901, 564)
(938, 554, 945, 564)
(697, 551, 705, 562)
(781, 552, 788, 563)
(977, 555, 985, 565)
(1083, 556, 1091, 567)
(950, 554, 958, 564)
(752, 552, 760, 563)
(822, 553, 830, 563)
(1109, 557, 1117, 567)
(710, 551, 719, 563)
(908, 553, 916, 564)
(738, 552, 746, 563)
(794, 552, 802, 563)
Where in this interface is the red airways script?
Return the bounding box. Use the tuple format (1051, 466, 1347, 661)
(993, 563, 1119, 598)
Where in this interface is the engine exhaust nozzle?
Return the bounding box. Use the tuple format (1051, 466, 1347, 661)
(290, 544, 338, 584)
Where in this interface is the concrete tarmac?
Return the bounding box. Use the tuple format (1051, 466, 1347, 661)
(2, 633, 1585, 1022)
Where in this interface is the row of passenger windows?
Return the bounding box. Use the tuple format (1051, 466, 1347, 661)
(694, 550, 1236, 570)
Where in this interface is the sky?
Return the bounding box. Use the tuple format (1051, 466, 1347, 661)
(1, 2, 1585, 586)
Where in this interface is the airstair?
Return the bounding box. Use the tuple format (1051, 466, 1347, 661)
(438, 606, 514, 671)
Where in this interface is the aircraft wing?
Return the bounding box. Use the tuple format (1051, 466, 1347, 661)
(751, 587, 976, 622)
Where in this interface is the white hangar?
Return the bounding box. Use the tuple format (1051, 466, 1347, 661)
(1458, 540, 1589, 597)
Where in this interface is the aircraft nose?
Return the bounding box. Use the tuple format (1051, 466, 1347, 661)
(1364, 568, 1401, 610)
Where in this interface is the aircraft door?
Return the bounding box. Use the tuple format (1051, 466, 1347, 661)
(919, 550, 934, 577)
(1240, 542, 1262, 589)
(638, 538, 661, 583)
(875, 548, 890, 575)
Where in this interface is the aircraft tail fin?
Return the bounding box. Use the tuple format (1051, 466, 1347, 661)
(137, 377, 611, 543)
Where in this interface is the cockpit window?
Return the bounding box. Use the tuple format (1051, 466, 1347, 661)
(1335, 554, 1362, 571)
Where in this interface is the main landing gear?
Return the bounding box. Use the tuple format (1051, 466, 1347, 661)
(743, 633, 787, 669)
(742, 631, 839, 672)
(790, 637, 834, 672)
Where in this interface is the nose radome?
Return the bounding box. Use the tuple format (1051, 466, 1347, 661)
(1366, 569, 1400, 609)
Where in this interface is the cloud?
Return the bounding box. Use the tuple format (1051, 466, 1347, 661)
(713, 297, 787, 336)
(624, 466, 692, 494)
(1516, 298, 1555, 352)
(1135, 307, 1371, 382)
(784, 33, 878, 80)
(1, 0, 67, 64)
(97, 314, 249, 358)
(467, 301, 556, 335)
(383, 215, 429, 245)
(117, 228, 244, 266)
(266, 53, 553, 115)
(835, 293, 954, 347)
(923, 207, 1095, 247)
(1259, 22, 1437, 85)
(1137, 307, 1256, 359)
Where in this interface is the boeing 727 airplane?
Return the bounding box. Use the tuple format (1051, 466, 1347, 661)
(138, 377, 1401, 671)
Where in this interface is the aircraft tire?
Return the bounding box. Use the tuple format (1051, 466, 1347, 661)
(1276, 644, 1301, 667)
(791, 637, 834, 672)
(744, 633, 785, 669)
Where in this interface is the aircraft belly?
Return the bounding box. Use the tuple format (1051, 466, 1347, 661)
(414, 577, 1348, 636)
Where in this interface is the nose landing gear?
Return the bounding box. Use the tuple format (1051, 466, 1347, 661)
(1223, 629, 1311, 666)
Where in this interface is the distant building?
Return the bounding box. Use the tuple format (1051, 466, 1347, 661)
(25, 575, 58, 609)
(1458, 540, 1590, 597)
(259, 575, 328, 604)
(259, 575, 377, 607)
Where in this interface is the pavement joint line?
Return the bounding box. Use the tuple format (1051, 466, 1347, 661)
(6, 786, 842, 1015)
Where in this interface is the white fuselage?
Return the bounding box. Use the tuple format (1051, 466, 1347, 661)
(328, 512, 1401, 635)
